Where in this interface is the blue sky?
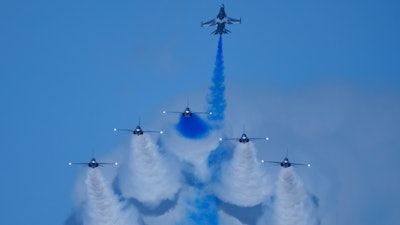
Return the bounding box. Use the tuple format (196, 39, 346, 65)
(1, 1, 399, 225)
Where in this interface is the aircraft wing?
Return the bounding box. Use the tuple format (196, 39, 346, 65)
(261, 160, 281, 164)
(201, 19, 216, 27)
(192, 111, 213, 115)
(250, 137, 269, 141)
(144, 130, 164, 134)
(292, 162, 311, 167)
(99, 162, 118, 166)
(68, 162, 87, 165)
(219, 137, 238, 141)
(114, 128, 133, 132)
(227, 17, 241, 24)
(163, 110, 182, 114)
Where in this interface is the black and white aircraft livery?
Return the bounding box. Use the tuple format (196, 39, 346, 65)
(114, 126, 163, 136)
(68, 158, 118, 169)
(219, 132, 269, 144)
(201, 4, 241, 35)
(114, 119, 163, 136)
(163, 107, 212, 118)
(261, 157, 311, 168)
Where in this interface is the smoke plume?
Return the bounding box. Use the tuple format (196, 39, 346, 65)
(85, 169, 137, 225)
(274, 167, 318, 225)
(207, 35, 226, 127)
(118, 134, 181, 208)
(67, 32, 322, 225)
(176, 114, 211, 139)
(214, 142, 272, 207)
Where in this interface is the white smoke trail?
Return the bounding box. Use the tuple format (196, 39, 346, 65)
(274, 167, 318, 225)
(85, 169, 136, 225)
(119, 134, 181, 207)
(214, 142, 272, 207)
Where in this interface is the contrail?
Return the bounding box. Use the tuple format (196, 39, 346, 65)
(118, 134, 181, 208)
(207, 35, 226, 127)
(274, 167, 318, 225)
(85, 169, 136, 225)
(214, 142, 272, 207)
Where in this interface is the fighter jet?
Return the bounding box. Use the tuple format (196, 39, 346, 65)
(163, 106, 212, 118)
(114, 119, 163, 136)
(219, 129, 269, 144)
(201, 4, 241, 35)
(68, 157, 118, 169)
(261, 157, 311, 168)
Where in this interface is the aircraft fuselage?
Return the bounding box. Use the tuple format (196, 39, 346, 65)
(182, 107, 193, 117)
(88, 158, 99, 168)
(133, 126, 144, 135)
(239, 134, 250, 143)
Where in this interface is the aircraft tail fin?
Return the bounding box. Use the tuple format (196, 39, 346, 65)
(211, 29, 231, 35)
(211, 29, 219, 35)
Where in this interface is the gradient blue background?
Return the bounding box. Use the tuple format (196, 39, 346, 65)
(1, 1, 399, 224)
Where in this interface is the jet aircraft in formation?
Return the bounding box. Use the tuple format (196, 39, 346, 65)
(114, 119, 163, 136)
(262, 157, 311, 168)
(68, 5, 312, 174)
(163, 107, 212, 118)
(68, 157, 118, 169)
(219, 129, 269, 144)
(201, 4, 241, 35)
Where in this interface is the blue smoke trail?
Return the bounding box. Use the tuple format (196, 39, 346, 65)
(207, 36, 226, 127)
(188, 194, 218, 225)
(175, 114, 211, 139)
(207, 143, 232, 183)
(179, 188, 219, 225)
